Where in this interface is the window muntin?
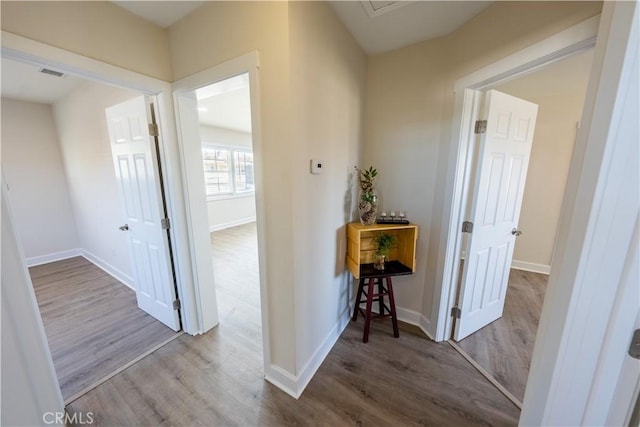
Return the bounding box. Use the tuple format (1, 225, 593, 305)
(201, 146, 254, 198)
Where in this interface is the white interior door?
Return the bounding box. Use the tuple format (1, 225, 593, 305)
(454, 90, 538, 341)
(105, 96, 180, 331)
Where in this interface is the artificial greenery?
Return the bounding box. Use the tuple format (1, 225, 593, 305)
(374, 232, 396, 257)
(355, 166, 377, 194)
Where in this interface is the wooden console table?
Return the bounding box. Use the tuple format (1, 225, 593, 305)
(346, 222, 418, 342)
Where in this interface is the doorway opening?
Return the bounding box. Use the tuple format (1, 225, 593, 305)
(172, 54, 269, 374)
(1, 56, 182, 403)
(447, 49, 595, 406)
(196, 74, 263, 346)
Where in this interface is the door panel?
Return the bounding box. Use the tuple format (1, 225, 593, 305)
(105, 96, 180, 331)
(454, 90, 538, 341)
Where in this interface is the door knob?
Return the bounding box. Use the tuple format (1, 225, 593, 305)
(119, 224, 129, 231)
(511, 228, 522, 236)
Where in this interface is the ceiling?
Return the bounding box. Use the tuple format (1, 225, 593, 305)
(108, 1, 493, 55)
(328, 1, 493, 54)
(1, 58, 84, 104)
(112, 1, 205, 28)
(196, 74, 252, 134)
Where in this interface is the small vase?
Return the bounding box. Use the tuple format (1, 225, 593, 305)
(374, 254, 386, 270)
(358, 190, 378, 225)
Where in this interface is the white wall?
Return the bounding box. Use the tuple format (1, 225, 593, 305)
(1, 179, 65, 426)
(1, 98, 80, 263)
(200, 125, 256, 231)
(288, 1, 366, 383)
(53, 80, 140, 285)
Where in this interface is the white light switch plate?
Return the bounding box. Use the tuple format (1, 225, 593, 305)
(310, 159, 324, 174)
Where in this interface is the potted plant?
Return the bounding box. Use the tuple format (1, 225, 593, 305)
(355, 165, 378, 225)
(374, 232, 396, 270)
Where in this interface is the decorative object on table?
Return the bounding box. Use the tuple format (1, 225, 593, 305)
(355, 165, 378, 225)
(377, 210, 410, 224)
(374, 232, 396, 270)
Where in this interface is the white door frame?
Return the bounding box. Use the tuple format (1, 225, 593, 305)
(0, 31, 201, 334)
(431, 15, 600, 343)
(171, 52, 272, 375)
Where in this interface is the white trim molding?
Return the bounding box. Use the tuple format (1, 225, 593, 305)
(521, 2, 639, 424)
(25, 248, 83, 267)
(264, 310, 351, 399)
(209, 216, 256, 232)
(510, 260, 551, 275)
(81, 251, 135, 291)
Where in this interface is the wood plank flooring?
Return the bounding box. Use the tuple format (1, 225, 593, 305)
(67, 321, 520, 426)
(29, 256, 180, 401)
(457, 268, 548, 402)
(211, 222, 262, 328)
(66, 223, 520, 426)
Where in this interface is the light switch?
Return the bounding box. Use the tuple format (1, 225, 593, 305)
(310, 159, 324, 174)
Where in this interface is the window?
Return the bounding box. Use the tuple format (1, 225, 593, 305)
(201, 146, 254, 197)
(233, 150, 254, 192)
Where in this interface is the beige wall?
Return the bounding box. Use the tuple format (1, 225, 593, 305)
(53, 80, 139, 281)
(0, 1, 172, 81)
(288, 1, 367, 370)
(363, 37, 449, 314)
(362, 1, 602, 326)
(1, 98, 79, 259)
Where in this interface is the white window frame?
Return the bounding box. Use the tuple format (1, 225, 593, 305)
(201, 143, 255, 200)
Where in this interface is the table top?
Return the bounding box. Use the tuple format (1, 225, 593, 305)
(358, 260, 413, 278)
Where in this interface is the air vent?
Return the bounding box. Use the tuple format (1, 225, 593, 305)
(40, 68, 64, 78)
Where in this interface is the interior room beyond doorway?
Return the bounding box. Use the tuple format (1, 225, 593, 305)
(452, 48, 594, 404)
(194, 74, 263, 357)
(1, 57, 181, 402)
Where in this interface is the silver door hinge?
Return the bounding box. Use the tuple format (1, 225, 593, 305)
(629, 329, 640, 359)
(462, 221, 474, 233)
(148, 123, 159, 137)
(172, 299, 181, 310)
(474, 120, 487, 134)
(451, 306, 461, 319)
(161, 218, 170, 230)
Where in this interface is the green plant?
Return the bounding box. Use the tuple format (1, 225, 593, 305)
(374, 232, 396, 257)
(354, 165, 377, 193)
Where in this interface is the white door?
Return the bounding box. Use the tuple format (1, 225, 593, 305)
(105, 96, 180, 331)
(454, 90, 538, 341)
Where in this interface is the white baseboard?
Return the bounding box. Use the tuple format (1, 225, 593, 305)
(264, 365, 298, 399)
(358, 299, 435, 341)
(264, 309, 351, 399)
(25, 248, 83, 267)
(511, 260, 551, 275)
(295, 309, 351, 397)
(209, 216, 256, 232)
(382, 306, 435, 341)
(81, 250, 135, 290)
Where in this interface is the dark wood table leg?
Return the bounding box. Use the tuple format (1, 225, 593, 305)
(363, 277, 375, 343)
(377, 277, 385, 316)
(386, 276, 399, 338)
(352, 278, 365, 321)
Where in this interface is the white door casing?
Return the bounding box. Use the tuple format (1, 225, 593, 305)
(454, 90, 538, 341)
(105, 96, 180, 331)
